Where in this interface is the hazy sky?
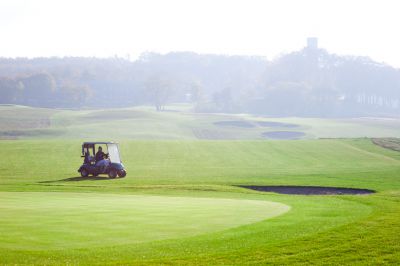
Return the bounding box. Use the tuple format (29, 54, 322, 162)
(1, 0, 400, 67)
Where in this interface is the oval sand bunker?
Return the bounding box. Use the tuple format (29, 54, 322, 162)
(240, 185, 375, 195)
(0, 192, 290, 251)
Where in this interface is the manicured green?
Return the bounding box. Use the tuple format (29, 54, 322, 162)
(0, 192, 289, 250)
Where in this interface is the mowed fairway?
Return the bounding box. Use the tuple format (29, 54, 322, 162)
(1, 129, 400, 263)
(1, 139, 400, 190)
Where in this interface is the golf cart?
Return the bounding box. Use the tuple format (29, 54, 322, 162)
(78, 142, 127, 178)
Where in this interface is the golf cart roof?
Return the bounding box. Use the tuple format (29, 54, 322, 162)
(82, 142, 118, 145)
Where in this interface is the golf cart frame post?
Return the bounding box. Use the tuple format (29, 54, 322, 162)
(78, 141, 126, 178)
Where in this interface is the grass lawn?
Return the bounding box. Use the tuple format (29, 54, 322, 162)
(0, 192, 289, 251)
(0, 106, 400, 264)
(2, 104, 400, 140)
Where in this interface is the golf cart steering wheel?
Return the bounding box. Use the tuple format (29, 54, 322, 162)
(104, 153, 109, 159)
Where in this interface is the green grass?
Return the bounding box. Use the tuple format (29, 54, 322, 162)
(1, 106, 400, 264)
(2, 104, 400, 139)
(0, 192, 289, 250)
(1, 139, 400, 190)
(0, 139, 399, 264)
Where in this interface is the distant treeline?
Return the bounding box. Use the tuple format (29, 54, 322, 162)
(1, 48, 400, 117)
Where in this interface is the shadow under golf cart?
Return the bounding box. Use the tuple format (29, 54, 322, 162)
(39, 176, 117, 183)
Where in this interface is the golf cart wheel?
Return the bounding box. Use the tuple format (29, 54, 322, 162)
(80, 169, 89, 177)
(108, 169, 117, 179)
(118, 170, 126, 178)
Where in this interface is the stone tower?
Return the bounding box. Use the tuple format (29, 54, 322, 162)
(307, 37, 318, 49)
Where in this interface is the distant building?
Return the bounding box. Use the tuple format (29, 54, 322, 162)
(307, 37, 318, 49)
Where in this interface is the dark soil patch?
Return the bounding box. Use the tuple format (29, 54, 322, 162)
(214, 121, 255, 128)
(372, 138, 400, 152)
(262, 131, 305, 139)
(257, 121, 299, 128)
(239, 185, 375, 195)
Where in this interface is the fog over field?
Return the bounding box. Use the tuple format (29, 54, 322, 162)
(1, 0, 400, 118)
(1, 46, 400, 118)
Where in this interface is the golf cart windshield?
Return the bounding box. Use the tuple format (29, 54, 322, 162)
(107, 143, 121, 163)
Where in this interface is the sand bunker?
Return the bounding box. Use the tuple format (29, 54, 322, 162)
(214, 121, 255, 128)
(262, 131, 305, 139)
(239, 185, 375, 195)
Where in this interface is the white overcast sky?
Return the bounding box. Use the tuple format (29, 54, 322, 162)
(1, 0, 400, 67)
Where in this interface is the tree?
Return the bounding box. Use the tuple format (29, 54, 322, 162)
(0, 77, 24, 104)
(56, 82, 92, 107)
(145, 74, 174, 111)
(21, 72, 56, 106)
